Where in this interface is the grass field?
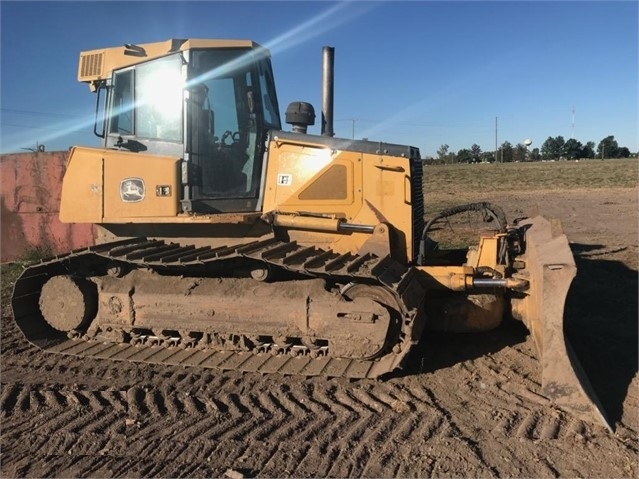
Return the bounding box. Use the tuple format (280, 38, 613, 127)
(423, 158, 637, 191)
(1, 245, 52, 310)
(422, 158, 638, 214)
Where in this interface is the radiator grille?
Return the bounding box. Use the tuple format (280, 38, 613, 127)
(410, 151, 425, 263)
(79, 52, 104, 78)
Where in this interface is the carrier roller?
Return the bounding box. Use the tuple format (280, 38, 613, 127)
(11, 236, 426, 379)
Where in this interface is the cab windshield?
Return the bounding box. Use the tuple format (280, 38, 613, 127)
(187, 48, 281, 200)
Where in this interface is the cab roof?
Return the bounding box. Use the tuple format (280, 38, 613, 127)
(78, 38, 267, 88)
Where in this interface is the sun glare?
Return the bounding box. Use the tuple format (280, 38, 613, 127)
(139, 67, 183, 120)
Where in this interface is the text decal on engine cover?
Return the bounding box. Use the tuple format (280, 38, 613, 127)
(277, 174, 292, 186)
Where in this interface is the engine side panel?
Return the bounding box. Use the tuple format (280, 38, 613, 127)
(60, 147, 180, 223)
(262, 133, 415, 262)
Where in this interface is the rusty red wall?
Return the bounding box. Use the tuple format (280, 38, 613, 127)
(1, 151, 97, 262)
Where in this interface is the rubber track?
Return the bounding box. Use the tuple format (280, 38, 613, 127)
(12, 236, 425, 379)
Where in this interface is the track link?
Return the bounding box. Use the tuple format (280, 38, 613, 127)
(12, 236, 426, 379)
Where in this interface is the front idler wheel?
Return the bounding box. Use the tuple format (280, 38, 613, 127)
(38, 275, 98, 333)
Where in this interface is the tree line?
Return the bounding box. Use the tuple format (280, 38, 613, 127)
(428, 135, 634, 164)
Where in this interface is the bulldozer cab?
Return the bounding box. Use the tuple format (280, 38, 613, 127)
(91, 40, 282, 214)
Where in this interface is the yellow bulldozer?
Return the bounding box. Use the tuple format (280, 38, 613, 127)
(11, 39, 607, 428)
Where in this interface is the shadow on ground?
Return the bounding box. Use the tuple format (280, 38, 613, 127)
(566, 243, 638, 426)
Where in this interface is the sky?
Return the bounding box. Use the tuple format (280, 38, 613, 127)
(1, 0, 637, 158)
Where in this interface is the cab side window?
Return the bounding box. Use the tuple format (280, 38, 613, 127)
(109, 70, 133, 135)
(108, 54, 183, 142)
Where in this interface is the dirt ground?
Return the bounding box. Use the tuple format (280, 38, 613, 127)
(1, 187, 637, 478)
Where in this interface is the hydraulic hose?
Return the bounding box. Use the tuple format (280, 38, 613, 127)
(418, 202, 508, 265)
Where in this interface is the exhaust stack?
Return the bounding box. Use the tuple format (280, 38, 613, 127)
(321, 46, 335, 137)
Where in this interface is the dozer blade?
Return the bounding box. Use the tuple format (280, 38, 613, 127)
(511, 215, 611, 430)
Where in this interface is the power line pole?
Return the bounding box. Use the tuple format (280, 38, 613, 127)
(339, 118, 356, 139)
(495, 116, 499, 162)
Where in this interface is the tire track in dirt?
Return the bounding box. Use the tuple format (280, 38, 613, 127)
(215, 378, 390, 476)
(409, 331, 603, 441)
(404, 343, 637, 477)
(0, 382, 29, 414)
(2, 370, 635, 478)
(281, 407, 362, 475)
(3, 314, 637, 478)
(357, 414, 421, 477)
(0, 361, 536, 477)
(492, 408, 582, 442)
(316, 415, 372, 476)
(338, 412, 399, 477)
(280, 382, 429, 477)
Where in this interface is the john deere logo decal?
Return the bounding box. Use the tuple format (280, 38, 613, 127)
(120, 178, 145, 202)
